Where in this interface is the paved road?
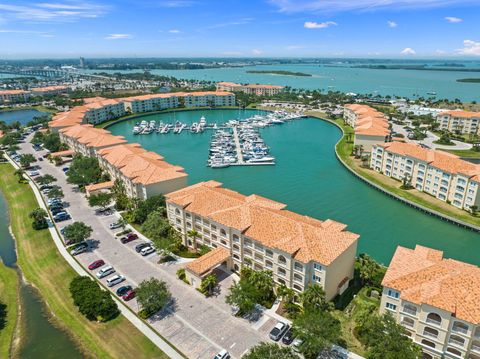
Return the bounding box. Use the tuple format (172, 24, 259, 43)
(17, 137, 273, 359)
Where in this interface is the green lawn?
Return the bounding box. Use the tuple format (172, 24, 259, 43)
(440, 148, 480, 158)
(0, 262, 18, 358)
(307, 113, 480, 228)
(0, 163, 168, 359)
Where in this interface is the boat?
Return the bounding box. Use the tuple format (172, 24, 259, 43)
(199, 116, 206, 127)
(132, 126, 141, 135)
(190, 123, 198, 133)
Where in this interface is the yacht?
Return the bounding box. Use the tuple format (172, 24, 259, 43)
(132, 126, 141, 135)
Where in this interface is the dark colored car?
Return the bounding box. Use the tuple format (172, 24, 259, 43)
(54, 212, 71, 222)
(40, 184, 52, 191)
(62, 167, 69, 172)
(135, 242, 151, 253)
(127, 233, 138, 240)
(51, 207, 65, 215)
(281, 328, 295, 345)
(88, 260, 105, 270)
(116, 285, 133, 296)
(122, 290, 136, 301)
(120, 233, 138, 244)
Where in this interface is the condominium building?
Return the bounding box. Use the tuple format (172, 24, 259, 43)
(380, 244, 480, 359)
(30, 85, 70, 96)
(371, 142, 480, 211)
(343, 104, 390, 151)
(165, 181, 359, 300)
(122, 91, 235, 113)
(436, 110, 480, 135)
(59, 124, 127, 157)
(97, 143, 188, 199)
(216, 82, 285, 96)
(82, 99, 127, 125)
(0, 90, 30, 103)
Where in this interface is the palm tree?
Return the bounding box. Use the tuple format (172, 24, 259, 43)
(200, 273, 218, 296)
(14, 168, 25, 182)
(300, 284, 329, 311)
(29, 207, 48, 222)
(187, 229, 200, 250)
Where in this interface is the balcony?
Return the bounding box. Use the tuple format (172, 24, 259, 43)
(426, 318, 442, 326)
(401, 320, 414, 328)
(452, 326, 468, 335)
(448, 337, 465, 347)
(402, 307, 417, 316)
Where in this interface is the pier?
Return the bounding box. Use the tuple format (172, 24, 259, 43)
(232, 126, 244, 164)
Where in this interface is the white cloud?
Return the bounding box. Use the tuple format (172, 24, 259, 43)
(285, 45, 305, 50)
(168, 29, 181, 33)
(387, 21, 397, 28)
(456, 40, 480, 55)
(270, 0, 477, 13)
(252, 49, 263, 55)
(401, 47, 416, 55)
(304, 21, 337, 29)
(105, 33, 132, 40)
(0, 2, 109, 23)
(445, 16, 463, 23)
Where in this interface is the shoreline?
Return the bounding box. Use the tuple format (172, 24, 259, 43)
(305, 111, 480, 232)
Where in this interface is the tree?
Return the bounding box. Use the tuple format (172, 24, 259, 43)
(46, 186, 64, 199)
(136, 277, 171, 316)
(141, 210, 171, 240)
(132, 194, 166, 224)
(67, 155, 103, 188)
(187, 229, 200, 249)
(242, 342, 300, 359)
(199, 273, 218, 296)
(470, 205, 478, 216)
(111, 179, 130, 211)
(293, 309, 343, 359)
(69, 276, 119, 322)
(36, 174, 57, 186)
(300, 284, 331, 312)
(20, 154, 36, 168)
(63, 222, 93, 244)
(88, 192, 112, 210)
(13, 169, 25, 182)
(356, 313, 422, 359)
(29, 207, 48, 230)
(357, 253, 385, 288)
(42, 132, 64, 152)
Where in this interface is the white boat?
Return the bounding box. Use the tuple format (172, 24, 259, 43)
(132, 126, 141, 135)
(199, 116, 206, 127)
(247, 156, 275, 164)
(190, 123, 198, 133)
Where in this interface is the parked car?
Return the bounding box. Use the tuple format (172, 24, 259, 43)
(116, 285, 132, 296)
(62, 167, 69, 172)
(214, 349, 231, 359)
(109, 221, 123, 230)
(40, 185, 52, 191)
(38, 157, 43, 161)
(269, 322, 289, 341)
(122, 290, 136, 301)
(70, 243, 88, 256)
(140, 246, 155, 256)
(53, 212, 71, 222)
(106, 275, 125, 287)
(282, 328, 295, 345)
(120, 233, 138, 244)
(292, 338, 304, 353)
(88, 260, 105, 270)
(41, 188, 52, 195)
(51, 207, 65, 216)
(49, 203, 64, 211)
(96, 266, 115, 279)
(28, 170, 40, 177)
(135, 242, 151, 253)
(48, 198, 61, 205)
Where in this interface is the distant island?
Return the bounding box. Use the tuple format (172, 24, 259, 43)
(246, 70, 312, 77)
(342, 64, 480, 72)
(457, 78, 480, 83)
(432, 63, 466, 68)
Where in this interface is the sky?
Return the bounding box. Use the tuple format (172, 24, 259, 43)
(0, 0, 479, 58)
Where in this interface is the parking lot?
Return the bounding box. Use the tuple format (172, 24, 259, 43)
(16, 135, 286, 359)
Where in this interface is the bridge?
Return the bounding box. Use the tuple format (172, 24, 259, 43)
(0, 68, 108, 80)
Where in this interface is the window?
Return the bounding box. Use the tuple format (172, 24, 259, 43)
(402, 304, 417, 316)
(401, 317, 414, 328)
(449, 334, 465, 347)
(277, 268, 286, 277)
(278, 255, 287, 265)
(185, 213, 191, 218)
(423, 327, 438, 339)
(446, 347, 462, 357)
(220, 229, 227, 237)
(265, 249, 273, 258)
(293, 284, 302, 291)
(421, 339, 435, 349)
(175, 208, 180, 215)
(293, 273, 303, 283)
(265, 260, 273, 269)
(387, 289, 399, 299)
(232, 234, 240, 242)
(426, 313, 442, 326)
(385, 302, 397, 311)
(294, 262, 303, 272)
(313, 263, 322, 271)
(312, 274, 321, 283)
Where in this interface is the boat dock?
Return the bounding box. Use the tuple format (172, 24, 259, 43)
(232, 126, 244, 164)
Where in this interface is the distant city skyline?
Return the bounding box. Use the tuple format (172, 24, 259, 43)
(0, 0, 479, 58)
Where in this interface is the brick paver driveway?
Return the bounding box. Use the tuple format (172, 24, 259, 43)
(17, 138, 274, 359)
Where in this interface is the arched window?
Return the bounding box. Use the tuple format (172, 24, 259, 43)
(233, 264, 239, 272)
(423, 327, 438, 338)
(220, 229, 226, 237)
(175, 208, 180, 215)
(278, 255, 287, 265)
(446, 347, 462, 357)
(426, 312, 442, 326)
(452, 321, 469, 335)
(403, 303, 417, 315)
(401, 317, 414, 328)
(232, 234, 239, 242)
(448, 334, 465, 347)
(277, 267, 286, 277)
(293, 284, 302, 291)
(265, 260, 273, 268)
(277, 278, 285, 285)
(293, 273, 303, 283)
(421, 339, 435, 349)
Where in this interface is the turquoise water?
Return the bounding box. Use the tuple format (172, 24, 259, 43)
(0, 109, 49, 125)
(109, 109, 480, 266)
(84, 62, 480, 101)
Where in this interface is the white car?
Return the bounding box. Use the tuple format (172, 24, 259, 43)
(214, 349, 230, 359)
(28, 170, 40, 176)
(96, 266, 115, 279)
(140, 246, 155, 256)
(109, 221, 123, 230)
(269, 321, 289, 341)
(106, 275, 125, 287)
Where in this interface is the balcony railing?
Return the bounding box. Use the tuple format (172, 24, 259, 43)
(452, 326, 468, 335)
(471, 343, 480, 353)
(448, 337, 465, 347)
(402, 307, 417, 316)
(401, 320, 414, 328)
(423, 331, 438, 339)
(426, 318, 442, 326)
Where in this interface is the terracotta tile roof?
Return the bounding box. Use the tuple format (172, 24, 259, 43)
(166, 182, 358, 265)
(60, 124, 127, 149)
(439, 110, 480, 119)
(50, 149, 74, 157)
(85, 180, 114, 192)
(185, 247, 231, 276)
(0, 89, 29, 95)
(31, 85, 69, 93)
(123, 91, 234, 102)
(345, 104, 390, 138)
(217, 82, 242, 87)
(382, 245, 480, 324)
(245, 84, 285, 89)
(378, 142, 480, 181)
(98, 143, 187, 185)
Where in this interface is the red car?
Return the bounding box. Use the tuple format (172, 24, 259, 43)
(120, 233, 138, 244)
(88, 259, 105, 270)
(122, 290, 136, 301)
